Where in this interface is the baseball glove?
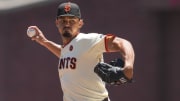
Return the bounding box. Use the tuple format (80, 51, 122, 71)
(94, 58, 133, 85)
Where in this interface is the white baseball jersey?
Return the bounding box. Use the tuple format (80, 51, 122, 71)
(58, 33, 110, 101)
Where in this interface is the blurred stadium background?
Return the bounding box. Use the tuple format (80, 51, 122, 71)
(0, 0, 180, 101)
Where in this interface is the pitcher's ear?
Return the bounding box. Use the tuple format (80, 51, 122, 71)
(55, 19, 59, 28)
(79, 19, 84, 28)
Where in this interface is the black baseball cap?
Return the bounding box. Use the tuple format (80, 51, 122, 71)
(57, 2, 81, 18)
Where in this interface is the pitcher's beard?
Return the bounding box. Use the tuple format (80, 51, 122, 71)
(62, 31, 72, 38)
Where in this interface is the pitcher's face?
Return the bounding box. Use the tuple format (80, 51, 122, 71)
(56, 16, 83, 38)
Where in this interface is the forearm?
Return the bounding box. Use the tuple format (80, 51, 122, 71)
(28, 26, 61, 58)
(107, 37, 135, 79)
(120, 39, 134, 66)
(41, 40, 61, 58)
(119, 39, 135, 79)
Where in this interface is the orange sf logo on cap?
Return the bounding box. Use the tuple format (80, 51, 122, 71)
(64, 3, 71, 13)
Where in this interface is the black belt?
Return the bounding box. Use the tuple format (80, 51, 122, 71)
(102, 97, 109, 101)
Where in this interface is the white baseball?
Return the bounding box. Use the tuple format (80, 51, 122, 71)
(27, 28, 36, 37)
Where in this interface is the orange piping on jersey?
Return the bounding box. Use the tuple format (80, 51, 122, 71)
(104, 34, 116, 52)
(62, 34, 79, 48)
(62, 40, 71, 48)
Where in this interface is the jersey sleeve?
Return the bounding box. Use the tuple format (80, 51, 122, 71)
(104, 34, 116, 52)
(82, 33, 106, 53)
(83, 33, 115, 53)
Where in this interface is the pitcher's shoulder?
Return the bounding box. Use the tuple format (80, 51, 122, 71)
(79, 33, 105, 39)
